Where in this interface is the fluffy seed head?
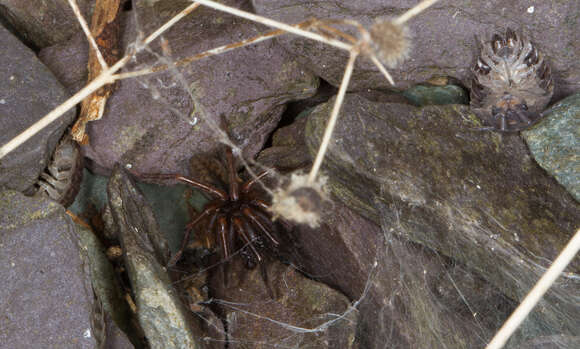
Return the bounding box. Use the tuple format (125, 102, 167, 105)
(369, 18, 411, 68)
(270, 173, 328, 228)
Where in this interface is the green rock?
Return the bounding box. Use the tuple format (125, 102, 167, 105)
(523, 94, 580, 202)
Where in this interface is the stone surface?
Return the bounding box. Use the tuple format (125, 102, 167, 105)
(38, 32, 89, 95)
(258, 114, 516, 348)
(523, 93, 580, 202)
(75, 223, 142, 347)
(252, 0, 580, 101)
(210, 257, 358, 349)
(47, 0, 319, 176)
(107, 167, 212, 349)
(0, 24, 76, 192)
(0, 0, 91, 48)
(304, 93, 580, 336)
(0, 190, 96, 348)
(402, 83, 469, 106)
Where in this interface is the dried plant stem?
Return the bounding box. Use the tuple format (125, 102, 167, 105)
(114, 20, 315, 81)
(369, 54, 395, 85)
(0, 3, 202, 159)
(192, 0, 352, 52)
(394, 0, 440, 26)
(142, 2, 201, 48)
(67, 0, 108, 69)
(0, 56, 130, 158)
(307, 50, 359, 185)
(486, 227, 580, 349)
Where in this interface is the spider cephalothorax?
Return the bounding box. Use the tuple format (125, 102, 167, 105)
(141, 147, 280, 269)
(470, 28, 553, 132)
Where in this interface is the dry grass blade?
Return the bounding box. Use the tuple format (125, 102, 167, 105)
(71, 0, 123, 144)
(308, 50, 359, 185)
(67, 0, 108, 69)
(486, 227, 580, 349)
(0, 3, 201, 159)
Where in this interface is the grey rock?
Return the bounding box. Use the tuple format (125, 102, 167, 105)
(403, 82, 469, 107)
(0, 190, 96, 348)
(210, 257, 358, 349)
(107, 167, 208, 349)
(0, 24, 76, 192)
(523, 93, 580, 202)
(0, 0, 91, 48)
(38, 32, 89, 95)
(64, 0, 319, 176)
(305, 93, 580, 336)
(252, 0, 580, 100)
(259, 117, 514, 348)
(75, 223, 142, 347)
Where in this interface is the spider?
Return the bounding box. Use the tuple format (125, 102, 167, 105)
(138, 147, 280, 269)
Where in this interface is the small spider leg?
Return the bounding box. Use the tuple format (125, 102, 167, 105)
(135, 172, 227, 200)
(168, 202, 220, 266)
(217, 215, 230, 261)
(241, 170, 269, 193)
(242, 206, 280, 246)
(225, 147, 240, 201)
(233, 217, 262, 262)
(514, 109, 531, 124)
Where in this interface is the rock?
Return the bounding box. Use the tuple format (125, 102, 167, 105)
(402, 83, 469, 107)
(107, 166, 213, 349)
(304, 93, 580, 336)
(252, 0, 580, 100)
(209, 257, 358, 348)
(0, 24, 76, 192)
(518, 335, 580, 349)
(523, 93, 580, 202)
(0, 190, 96, 348)
(38, 32, 89, 94)
(75, 222, 143, 347)
(259, 115, 515, 348)
(69, 167, 208, 254)
(47, 0, 318, 176)
(0, 0, 91, 48)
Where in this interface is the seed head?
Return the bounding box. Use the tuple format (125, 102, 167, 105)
(369, 18, 411, 68)
(270, 173, 328, 228)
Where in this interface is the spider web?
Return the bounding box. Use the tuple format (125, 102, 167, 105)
(55, 0, 580, 348)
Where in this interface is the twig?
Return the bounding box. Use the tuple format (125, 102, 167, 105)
(191, 0, 352, 52)
(113, 20, 316, 81)
(0, 56, 130, 159)
(307, 50, 359, 185)
(0, 3, 201, 159)
(67, 0, 108, 70)
(394, 0, 440, 25)
(486, 227, 580, 349)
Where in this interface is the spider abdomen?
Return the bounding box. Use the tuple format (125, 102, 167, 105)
(470, 28, 553, 132)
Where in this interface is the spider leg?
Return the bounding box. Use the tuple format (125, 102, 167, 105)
(216, 215, 230, 261)
(241, 170, 269, 193)
(225, 147, 240, 201)
(233, 217, 262, 263)
(133, 172, 227, 200)
(242, 206, 280, 246)
(168, 203, 220, 266)
(500, 114, 507, 131)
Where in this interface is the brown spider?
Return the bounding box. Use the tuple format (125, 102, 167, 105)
(138, 147, 280, 269)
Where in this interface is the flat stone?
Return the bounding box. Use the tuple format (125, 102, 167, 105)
(0, 24, 76, 192)
(0, 190, 96, 348)
(304, 93, 580, 336)
(0, 0, 91, 48)
(523, 93, 580, 202)
(210, 257, 358, 349)
(107, 167, 210, 349)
